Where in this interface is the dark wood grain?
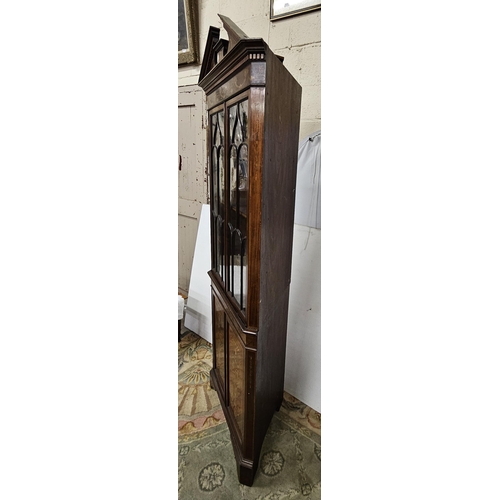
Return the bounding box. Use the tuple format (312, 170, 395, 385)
(246, 85, 265, 331)
(198, 26, 220, 82)
(259, 47, 302, 318)
(252, 47, 301, 468)
(200, 17, 301, 487)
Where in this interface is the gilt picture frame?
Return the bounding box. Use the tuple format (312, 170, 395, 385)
(270, 0, 321, 21)
(178, 0, 198, 66)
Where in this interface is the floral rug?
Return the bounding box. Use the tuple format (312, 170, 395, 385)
(178, 330, 321, 499)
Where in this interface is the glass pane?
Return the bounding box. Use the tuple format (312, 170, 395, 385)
(227, 100, 248, 312)
(228, 323, 245, 438)
(210, 110, 225, 280)
(216, 214, 224, 280)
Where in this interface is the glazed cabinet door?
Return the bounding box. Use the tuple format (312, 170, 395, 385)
(226, 97, 249, 314)
(209, 105, 226, 284)
(208, 93, 250, 320)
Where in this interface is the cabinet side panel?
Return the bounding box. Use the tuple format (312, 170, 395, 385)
(254, 288, 291, 460)
(253, 52, 302, 463)
(259, 53, 302, 325)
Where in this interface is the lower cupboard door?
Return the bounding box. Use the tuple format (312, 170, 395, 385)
(213, 293, 226, 401)
(227, 321, 246, 442)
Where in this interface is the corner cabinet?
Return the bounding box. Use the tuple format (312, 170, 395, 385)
(198, 15, 302, 487)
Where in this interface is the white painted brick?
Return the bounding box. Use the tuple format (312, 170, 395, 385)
(299, 121, 321, 142)
(296, 44, 321, 87)
(234, 16, 271, 42)
(274, 46, 301, 80)
(274, 45, 320, 89)
(178, 66, 200, 87)
(300, 84, 321, 121)
(219, 0, 268, 24)
(288, 11, 321, 46)
(269, 10, 321, 49)
(268, 21, 291, 50)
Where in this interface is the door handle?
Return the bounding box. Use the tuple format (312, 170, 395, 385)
(179, 155, 182, 171)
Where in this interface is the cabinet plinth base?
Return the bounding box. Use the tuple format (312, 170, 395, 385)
(236, 461, 256, 487)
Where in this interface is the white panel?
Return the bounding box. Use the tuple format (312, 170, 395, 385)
(284, 225, 321, 412)
(294, 131, 321, 229)
(184, 204, 212, 343)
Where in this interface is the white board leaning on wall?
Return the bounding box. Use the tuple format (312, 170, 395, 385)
(294, 130, 321, 229)
(285, 131, 321, 412)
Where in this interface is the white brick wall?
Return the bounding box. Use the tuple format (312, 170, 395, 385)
(178, 1, 321, 140)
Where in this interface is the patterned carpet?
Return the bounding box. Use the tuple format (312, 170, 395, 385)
(178, 330, 321, 499)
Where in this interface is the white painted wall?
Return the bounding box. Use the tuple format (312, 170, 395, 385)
(178, 0, 321, 141)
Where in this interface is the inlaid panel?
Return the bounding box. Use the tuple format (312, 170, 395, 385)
(228, 322, 245, 439)
(213, 294, 226, 397)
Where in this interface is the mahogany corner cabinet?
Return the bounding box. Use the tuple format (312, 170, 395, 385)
(198, 15, 302, 487)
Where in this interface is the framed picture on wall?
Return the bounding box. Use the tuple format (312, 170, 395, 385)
(178, 0, 198, 65)
(270, 0, 321, 21)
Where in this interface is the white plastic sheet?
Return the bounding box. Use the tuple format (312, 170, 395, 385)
(184, 205, 212, 343)
(294, 131, 321, 229)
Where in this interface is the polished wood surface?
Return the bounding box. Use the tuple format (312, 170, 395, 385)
(199, 17, 301, 486)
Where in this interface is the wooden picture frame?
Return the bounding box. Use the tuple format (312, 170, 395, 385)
(178, 0, 198, 66)
(270, 0, 321, 21)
